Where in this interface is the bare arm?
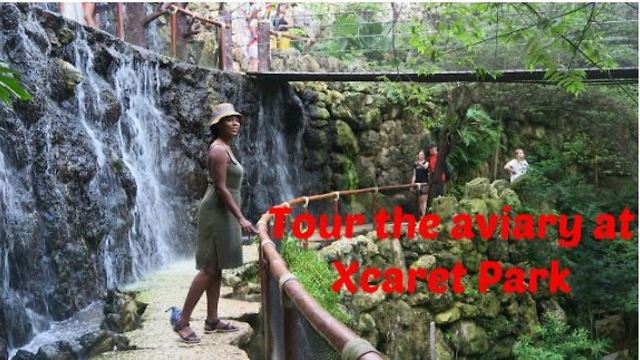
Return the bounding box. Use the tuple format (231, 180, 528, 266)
(209, 146, 257, 234)
(503, 162, 513, 173)
(411, 168, 416, 184)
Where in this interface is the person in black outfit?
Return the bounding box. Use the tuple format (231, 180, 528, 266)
(412, 150, 430, 216)
(272, 3, 291, 31)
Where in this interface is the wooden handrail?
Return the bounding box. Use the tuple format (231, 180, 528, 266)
(257, 183, 424, 359)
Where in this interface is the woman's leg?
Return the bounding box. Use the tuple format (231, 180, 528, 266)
(175, 270, 214, 338)
(82, 2, 100, 29)
(419, 194, 428, 216)
(205, 269, 222, 322)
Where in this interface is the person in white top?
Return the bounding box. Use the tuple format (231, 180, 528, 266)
(504, 148, 529, 183)
(58, 3, 99, 29)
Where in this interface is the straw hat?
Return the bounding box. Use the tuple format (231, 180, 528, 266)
(210, 103, 243, 126)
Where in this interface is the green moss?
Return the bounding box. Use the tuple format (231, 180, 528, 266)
(280, 236, 353, 326)
(338, 158, 359, 190)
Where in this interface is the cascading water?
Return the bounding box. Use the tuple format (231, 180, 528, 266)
(112, 57, 177, 280)
(2, 3, 315, 356)
(3, 13, 181, 354)
(70, 28, 180, 286)
(240, 83, 308, 217)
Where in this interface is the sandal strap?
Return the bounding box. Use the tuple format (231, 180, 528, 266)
(173, 319, 190, 332)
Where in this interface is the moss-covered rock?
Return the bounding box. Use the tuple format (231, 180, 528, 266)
(308, 104, 330, 120)
(464, 178, 494, 199)
(410, 254, 437, 270)
(436, 307, 461, 324)
(335, 120, 359, 156)
(447, 320, 490, 356)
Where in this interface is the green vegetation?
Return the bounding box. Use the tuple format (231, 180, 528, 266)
(513, 313, 610, 360)
(280, 236, 353, 326)
(0, 64, 31, 106)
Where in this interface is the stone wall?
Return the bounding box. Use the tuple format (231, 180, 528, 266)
(318, 178, 566, 359)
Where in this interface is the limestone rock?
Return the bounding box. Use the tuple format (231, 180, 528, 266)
(50, 58, 83, 100)
(435, 307, 461, 325)
(335, 120, 359, 156)
(464, 178, 492, 199)
(410, 254, 436, 270)
(101, 290, 148, 333)
(447, 320, 490, 356)
(11, 350, 37, 360)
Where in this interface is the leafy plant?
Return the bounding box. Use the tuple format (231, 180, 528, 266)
(0, 64, 32, 106)
(513, 313, 610, 360)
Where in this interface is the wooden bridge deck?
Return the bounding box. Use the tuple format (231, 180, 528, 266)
(247, 67, 638, 84)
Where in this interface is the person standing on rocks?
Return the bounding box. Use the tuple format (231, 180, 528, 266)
(411, 150, 429, 216)
(504, 148, 529, 183)
(172, 103, 258, 343)
(427, 143, 450, 205)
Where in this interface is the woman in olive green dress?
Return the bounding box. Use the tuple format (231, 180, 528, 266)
(173, 103, 258, 343)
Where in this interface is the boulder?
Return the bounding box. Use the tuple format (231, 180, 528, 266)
(447, 320, 490, 356)
(101, 290, 148, 333)
(464, 178, 493, 199)
(334, 120, 359, 156)
(595, 313, 627, 347)
(355, 313, 379, 346)
(410, 255, 436, 270)
(435, 307, 461, 325)
(49, 58, 83, 100)
(35, 341, 75, 360)
(78, 330, 132, 357)
(11, 350, 37, 360)
(307, 104, 330, 120)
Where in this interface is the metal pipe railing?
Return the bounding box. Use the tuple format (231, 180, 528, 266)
(257, 182, 427, 360)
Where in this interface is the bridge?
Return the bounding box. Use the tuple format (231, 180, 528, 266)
(246, 67, 639, 84)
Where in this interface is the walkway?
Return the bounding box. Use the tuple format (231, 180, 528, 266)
(96, 246, 260, 360)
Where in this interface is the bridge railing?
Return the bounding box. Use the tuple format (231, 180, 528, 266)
(256, 182, 428, 360)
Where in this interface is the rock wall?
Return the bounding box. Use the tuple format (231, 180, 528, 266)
(293, 81, 432, 193)
(318, 178, 566, 359)
(0, 4, 310, 350)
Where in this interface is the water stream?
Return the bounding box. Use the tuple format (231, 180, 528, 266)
(2, 4, 311, 356)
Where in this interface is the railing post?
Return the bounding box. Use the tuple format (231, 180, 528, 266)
(282, 292, 295, 360)
(116, 3, 125, 40)
(260, 230, 273, 360)
(218, 10, 233, 71)
(170, 10, 177, 58)
(257, 20, 270, 72)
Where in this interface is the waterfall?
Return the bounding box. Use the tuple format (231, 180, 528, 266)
(240, 83, 308, 217)
(112, 57, 177, 279)
(1, 3, 315, 354)
(69, 29, 178, 286)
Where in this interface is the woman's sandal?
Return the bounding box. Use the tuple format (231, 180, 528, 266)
(173, 319, 201, 343)
(204, 319, 240, 333)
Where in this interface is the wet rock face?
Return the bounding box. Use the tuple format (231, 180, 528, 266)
(101, 290, 148, 333)
(0, 3, 313, 351)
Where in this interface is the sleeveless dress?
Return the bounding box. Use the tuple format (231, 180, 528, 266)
(195, 145, 244, 270)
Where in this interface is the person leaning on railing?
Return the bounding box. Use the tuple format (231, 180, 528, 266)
(172, 103, 258, 344)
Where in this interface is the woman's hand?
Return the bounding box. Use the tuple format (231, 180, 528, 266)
(239, 217, 258, 235)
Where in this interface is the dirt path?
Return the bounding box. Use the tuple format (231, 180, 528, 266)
(96, 246, 260, 360)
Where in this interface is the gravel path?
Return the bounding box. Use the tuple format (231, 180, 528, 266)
(96, 246, 260, 360)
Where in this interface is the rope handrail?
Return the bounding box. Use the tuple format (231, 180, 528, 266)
(256, 182, 426, 359)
